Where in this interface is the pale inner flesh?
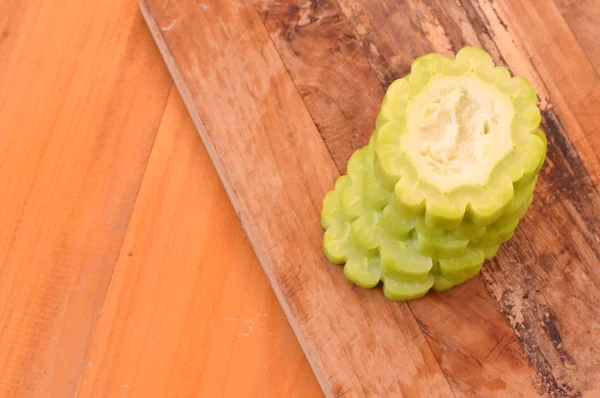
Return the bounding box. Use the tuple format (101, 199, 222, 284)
(403, 74, 514, 191)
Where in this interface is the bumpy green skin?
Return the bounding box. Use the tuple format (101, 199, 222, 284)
(321, 47, 547, 301)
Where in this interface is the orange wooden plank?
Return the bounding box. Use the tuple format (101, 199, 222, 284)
(0, 0, 172, 395)
(76, 88, 322, 397)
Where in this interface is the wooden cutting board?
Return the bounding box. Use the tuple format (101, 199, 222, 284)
(140, 0, 600, 396)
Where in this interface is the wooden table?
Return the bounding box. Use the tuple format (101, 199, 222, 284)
(2, 0, 600, 397)
(0, 0, 320, 396)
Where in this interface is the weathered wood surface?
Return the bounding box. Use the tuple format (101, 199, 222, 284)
(140, 0, 600, 396)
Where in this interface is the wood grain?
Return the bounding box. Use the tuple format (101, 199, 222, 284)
(0, 0, 172, 395)
(141, 0, 600, 396)
(76, 88, 321, 397)
(140, 0, 459, 396)
(2, 0, 599, 396)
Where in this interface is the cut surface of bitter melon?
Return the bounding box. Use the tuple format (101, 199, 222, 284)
(375, 47, 546, 229)
(320, 47, 546, 301)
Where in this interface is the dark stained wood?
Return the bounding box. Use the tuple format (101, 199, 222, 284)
(253, 0, 383, 170)
(141, 0, 600, 396)
(335, 0, 434, 86)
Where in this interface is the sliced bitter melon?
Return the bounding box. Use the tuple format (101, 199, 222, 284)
(321, 47, 546, 302)
(323, 221, 351, 264)
(379, 203, 414, 241)
(470, 194, 533, 249)
(322, 173, 356, 263)
(374, 47, 546, 229)
(432, 273, 455, 292)
(350, 209, 381, 251)
(431, 260, 455, 292)
(321, 175, 351, 229)
(413, 230, 470, 259)
(363, 140, 391, 210)
(339, 149, 367, 221)
(379, 236, 433, 283)
(483, 244, 500, 260)
(343, 253, 381, 289)
(382, 273, 435, 301)
(438, 247, 485, 285)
